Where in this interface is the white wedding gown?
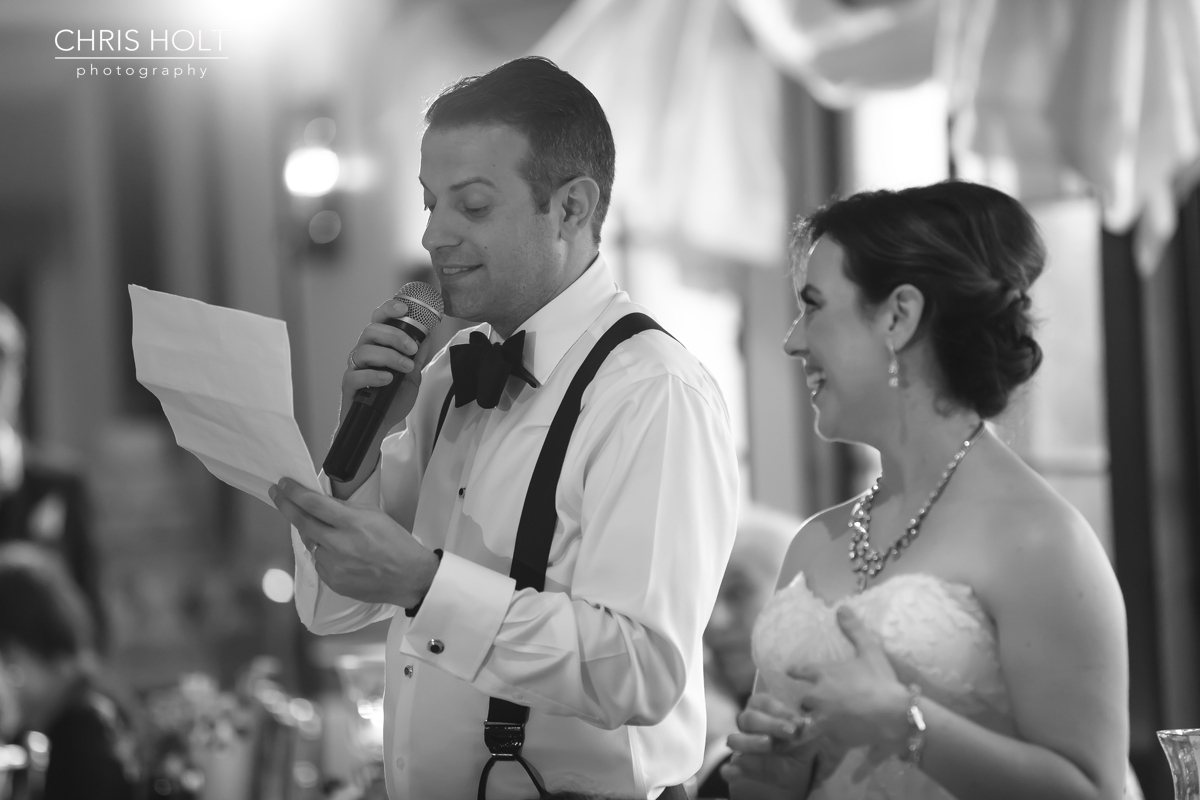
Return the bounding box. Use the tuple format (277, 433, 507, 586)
(751, 571, 1141, 800)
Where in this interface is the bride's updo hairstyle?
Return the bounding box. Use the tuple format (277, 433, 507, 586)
(795, 181, 1044, 419)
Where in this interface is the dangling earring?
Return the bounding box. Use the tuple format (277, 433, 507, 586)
(887, 339, 900, 389)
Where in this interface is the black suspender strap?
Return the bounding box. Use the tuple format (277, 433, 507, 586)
(501, 311, 667, 594)
(464, 313, 669, 799)
(505, 312, 668, 594)
(433, 383, 455, 449)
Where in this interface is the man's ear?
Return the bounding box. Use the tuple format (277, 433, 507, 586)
(882, 284, 925, 350)
(555, 176, 600, 241)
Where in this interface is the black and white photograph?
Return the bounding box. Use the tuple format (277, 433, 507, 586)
(0, 1, 1197, 799)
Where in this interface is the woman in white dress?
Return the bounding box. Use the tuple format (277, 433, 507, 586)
(722, 182, 1129, 800)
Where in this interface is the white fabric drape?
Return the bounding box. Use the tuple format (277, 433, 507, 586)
(1047, 0, 1200, 273)
(532, 0, 787, 268)
(734, 0, 1200, 275)
(730, 0, 949, 107)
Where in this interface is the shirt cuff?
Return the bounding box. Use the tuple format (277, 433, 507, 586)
(400, 551, 515, 683)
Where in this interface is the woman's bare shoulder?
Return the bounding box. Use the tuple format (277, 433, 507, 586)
(976, 451, 1101, 555)
(965, 448, 1119, 612)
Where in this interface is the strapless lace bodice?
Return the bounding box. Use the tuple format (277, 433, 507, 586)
(752, 572, 1011, 799)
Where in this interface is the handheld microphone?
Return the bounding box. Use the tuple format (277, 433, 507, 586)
(323, 281, 444, 482)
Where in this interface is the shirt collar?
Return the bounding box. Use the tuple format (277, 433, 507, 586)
(490, 254, 618, 387)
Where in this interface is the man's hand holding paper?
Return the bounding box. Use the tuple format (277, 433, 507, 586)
(269, 477, 439, 608)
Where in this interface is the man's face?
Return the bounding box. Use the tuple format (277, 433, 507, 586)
(420, 125, 564, 336)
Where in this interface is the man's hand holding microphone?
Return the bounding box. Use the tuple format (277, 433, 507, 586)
(269, 283, 445, 610)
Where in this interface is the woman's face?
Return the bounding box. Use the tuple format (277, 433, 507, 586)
(783, 237, 891, 442)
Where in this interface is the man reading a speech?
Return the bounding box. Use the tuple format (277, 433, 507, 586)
(269, 57, 738, 800)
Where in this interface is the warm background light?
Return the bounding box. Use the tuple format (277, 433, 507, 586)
(261, 568, 295, 603)
(284, 147, 339, 197)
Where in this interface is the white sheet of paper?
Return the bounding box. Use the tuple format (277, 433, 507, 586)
(129, 285, 323, 506)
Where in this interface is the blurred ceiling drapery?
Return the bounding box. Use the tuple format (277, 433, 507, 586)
(733, 0, 1200, 276)
(730, 0, 951, 106)
(532, 0, 788, 268)
(531, 0, 1200, 275)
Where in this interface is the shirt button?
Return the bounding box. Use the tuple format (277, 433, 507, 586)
(458, 487, 465, 497)
(403, 664, 413, 677)
(428, 639, 444, 655)
(395, 757, 406, 771)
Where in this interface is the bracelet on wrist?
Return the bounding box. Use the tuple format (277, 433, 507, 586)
(902, 683, 926, 767)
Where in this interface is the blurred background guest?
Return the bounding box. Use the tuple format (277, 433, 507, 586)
(696, 503, 798, 798)
(0, 542, 140, 800)
(0, 305, 103, 648)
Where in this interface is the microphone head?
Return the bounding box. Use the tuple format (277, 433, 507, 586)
(395, 281, 444, 332)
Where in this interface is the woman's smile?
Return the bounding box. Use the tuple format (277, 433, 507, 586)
(804, 369, 826, 398)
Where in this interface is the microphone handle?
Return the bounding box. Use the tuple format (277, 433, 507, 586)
(323, 318, 428, 482)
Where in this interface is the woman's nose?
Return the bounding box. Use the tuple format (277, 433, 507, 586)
(783, 313, 807, 357)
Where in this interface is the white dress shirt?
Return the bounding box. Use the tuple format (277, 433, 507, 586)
(292, 256, 739, 799)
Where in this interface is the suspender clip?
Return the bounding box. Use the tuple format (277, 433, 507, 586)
(483, 721, 525, 758)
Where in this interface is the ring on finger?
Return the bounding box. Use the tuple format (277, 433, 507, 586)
(348, 350, 360, 370)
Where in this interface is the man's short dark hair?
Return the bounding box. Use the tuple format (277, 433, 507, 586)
(425, 56, 616, 245)
(0, 543, 94, 661)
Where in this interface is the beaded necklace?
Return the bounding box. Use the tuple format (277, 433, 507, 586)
(849, 422, 986, 592)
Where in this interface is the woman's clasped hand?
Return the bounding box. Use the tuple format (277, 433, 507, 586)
(723, 605, 915, 796)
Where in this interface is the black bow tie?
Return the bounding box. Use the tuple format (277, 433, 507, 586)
(449, 330, 538, 409)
